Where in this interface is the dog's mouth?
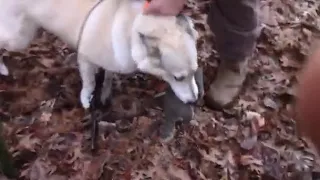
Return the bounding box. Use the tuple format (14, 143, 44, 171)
(166, 67, 204, 104)
(167, 78, 199, 104)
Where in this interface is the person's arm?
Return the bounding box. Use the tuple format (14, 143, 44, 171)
(143, 0, 187, 16)
(296, 46, 320, 152)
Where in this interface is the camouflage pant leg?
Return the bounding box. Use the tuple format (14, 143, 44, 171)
(207, 0, 261, 62)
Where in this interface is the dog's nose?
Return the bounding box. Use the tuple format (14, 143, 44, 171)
(186, 99, 197, 105)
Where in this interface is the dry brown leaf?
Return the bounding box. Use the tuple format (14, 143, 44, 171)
(240, 155, 264, 174)
(37, 58, 56, 68)
(279, 54, 302, 69)
(167, 165, 192, 180)
(16, 134, 41, 152)
(21, 159, 57, 180)
(84, 153, 110, 180)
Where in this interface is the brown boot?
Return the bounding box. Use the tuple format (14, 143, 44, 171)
(205, 59, 248, 109)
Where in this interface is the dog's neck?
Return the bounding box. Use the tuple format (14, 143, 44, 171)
(69, 0, 149, 74)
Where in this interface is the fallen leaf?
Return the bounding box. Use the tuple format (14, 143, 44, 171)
(279, 55, 301, 69)
(263, 97, 279, 110)
(37, 58, 55, 68)
(17, 134, 41, 152)
(240, 155, 264, 174)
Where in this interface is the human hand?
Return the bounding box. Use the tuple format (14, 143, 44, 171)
(143, 0, 186, 16)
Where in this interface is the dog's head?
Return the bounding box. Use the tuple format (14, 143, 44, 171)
(131, 14, 199, 104)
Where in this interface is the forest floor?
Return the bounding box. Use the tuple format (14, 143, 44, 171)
(0, 0, 320, 179)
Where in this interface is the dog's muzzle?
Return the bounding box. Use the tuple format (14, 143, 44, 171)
(168, 67, 204, 104)
(170, 83, 199, 104)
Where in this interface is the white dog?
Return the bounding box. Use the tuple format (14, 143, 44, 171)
(0, 0, 199, 109)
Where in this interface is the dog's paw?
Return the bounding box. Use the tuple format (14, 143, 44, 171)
(80, 89, 93, 109)
(0, 62, 9, 76)
(81, 97, 91, 109)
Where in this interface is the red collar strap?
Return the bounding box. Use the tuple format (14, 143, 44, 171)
(143, 0, 151, 11)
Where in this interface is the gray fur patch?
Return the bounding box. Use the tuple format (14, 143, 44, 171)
(176, 14, 196, 39)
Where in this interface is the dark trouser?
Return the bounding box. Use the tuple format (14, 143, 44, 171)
(207, 0, 261, 62)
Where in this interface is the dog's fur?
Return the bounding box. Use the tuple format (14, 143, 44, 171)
(0, 0, 199, 108)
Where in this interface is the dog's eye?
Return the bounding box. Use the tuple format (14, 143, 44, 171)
(174, 76, 185, 81)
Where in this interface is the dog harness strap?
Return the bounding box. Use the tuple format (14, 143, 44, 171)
(76, 0, 104, 53)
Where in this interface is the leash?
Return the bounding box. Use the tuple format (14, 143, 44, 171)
(75, 0, 104, 152)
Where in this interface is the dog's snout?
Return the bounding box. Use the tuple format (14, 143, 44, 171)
(176, 93, 197, 104)
(185, 95, 198, 105)
(187, 100, 197, 105)
(167, 76, 200, 105)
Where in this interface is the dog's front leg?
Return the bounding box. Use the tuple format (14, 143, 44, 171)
(100, 71, 113, 105)
(78, 58, 98, 109)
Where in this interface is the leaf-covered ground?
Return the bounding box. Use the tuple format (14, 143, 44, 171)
(0, 0, 320, 179)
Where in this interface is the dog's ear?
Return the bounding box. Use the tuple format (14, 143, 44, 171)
(131, 14, 165, 64)
(176, 14, 198, 40)
(138, 33, 161, 58)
